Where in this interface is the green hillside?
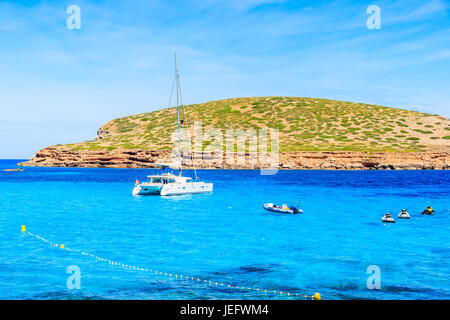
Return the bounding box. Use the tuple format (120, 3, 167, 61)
(62, 97, 450, 152)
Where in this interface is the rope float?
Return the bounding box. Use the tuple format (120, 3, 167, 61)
(21, 225, 321, 300)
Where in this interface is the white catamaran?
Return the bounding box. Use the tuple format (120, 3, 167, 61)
(132, 53, 213, 196)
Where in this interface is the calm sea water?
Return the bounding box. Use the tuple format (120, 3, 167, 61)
(0, 159, 448, 300)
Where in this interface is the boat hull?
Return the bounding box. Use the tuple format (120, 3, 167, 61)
(132, 184, 162, 196)
(160, 182, 213, 196)
(132, 181, 213, 196)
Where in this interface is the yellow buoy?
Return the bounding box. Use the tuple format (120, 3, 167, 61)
(60, 244, 65, 249)
(313, 292, 321, 300)
(21, 225, 26, 232)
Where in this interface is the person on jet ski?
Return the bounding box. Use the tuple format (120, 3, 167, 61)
(421, 206, 434, 215)
(398, 209, 410, 219)
(382, 212, 395, 223)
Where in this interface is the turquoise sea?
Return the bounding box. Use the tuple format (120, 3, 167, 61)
(0, 159, 448, 300)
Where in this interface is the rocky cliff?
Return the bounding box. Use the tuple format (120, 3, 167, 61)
(18, 147, 450, 170)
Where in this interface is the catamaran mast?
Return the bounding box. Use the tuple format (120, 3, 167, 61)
(173, 52, 199, 181)
(175, 52, 182, 176)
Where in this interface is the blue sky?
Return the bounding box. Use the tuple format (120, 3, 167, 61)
(0, 0, 449, 158)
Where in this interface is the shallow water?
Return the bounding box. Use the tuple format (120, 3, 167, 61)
(0, 159, 449, 299)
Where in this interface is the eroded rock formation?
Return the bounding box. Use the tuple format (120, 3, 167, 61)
(18, 147, 450, 170)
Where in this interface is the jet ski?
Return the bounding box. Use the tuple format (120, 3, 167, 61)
(263, 203, 303, 214)
(382, 213, 395, 223)
(421, 206, 434, 215)
(398, 209, 410, 219)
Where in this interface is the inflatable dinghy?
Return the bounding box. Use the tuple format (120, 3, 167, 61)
(263, 203, 303, 214)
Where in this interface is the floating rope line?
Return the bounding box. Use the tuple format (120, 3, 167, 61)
(21, 226, 320, 300)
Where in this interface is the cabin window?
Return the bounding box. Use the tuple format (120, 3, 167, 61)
(151, 178, 161, 183)
(186, 178, 192, 183)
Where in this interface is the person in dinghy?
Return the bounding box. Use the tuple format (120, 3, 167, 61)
(263, 203, 303, 214)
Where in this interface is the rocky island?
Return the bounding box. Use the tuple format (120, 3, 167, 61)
(19, 97, 450, 170)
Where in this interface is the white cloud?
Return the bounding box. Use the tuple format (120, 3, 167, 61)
(384, 0, 449, 25)
(191, 0, 287, 12)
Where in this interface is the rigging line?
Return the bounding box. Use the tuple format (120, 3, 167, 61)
(167, 72, 177, 109)
(179, 85, 198, 180)
(166, 71, 178, 168)
(176, 58, 199, 181)
(181, 106, 198, 180)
